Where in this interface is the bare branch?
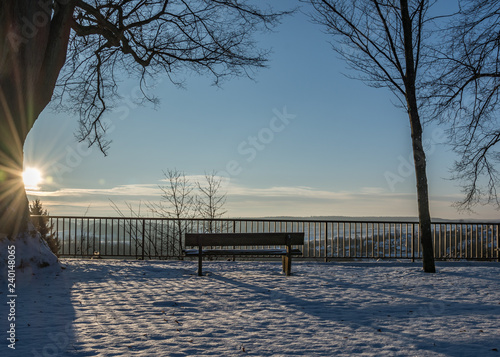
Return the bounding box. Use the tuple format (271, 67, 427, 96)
(431, 0, 500, 210)
(53, 0, 292, 154)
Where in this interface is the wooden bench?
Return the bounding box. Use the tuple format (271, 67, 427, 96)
(184, 232, 304, 276)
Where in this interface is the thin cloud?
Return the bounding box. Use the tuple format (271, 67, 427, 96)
(31, 184, 160, 198)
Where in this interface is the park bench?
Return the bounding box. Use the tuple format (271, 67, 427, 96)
(184, 232, 305, 276)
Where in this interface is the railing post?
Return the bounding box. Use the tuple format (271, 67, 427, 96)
(324, 222, 329, 262)
(142, 219, 146, 260)
(411, 223, 415, 263)
(497, 223, 499, 263)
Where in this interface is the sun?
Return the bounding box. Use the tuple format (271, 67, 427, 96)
(23, 167, 43, 190)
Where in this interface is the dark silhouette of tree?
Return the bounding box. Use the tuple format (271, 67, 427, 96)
(305, 0, 436, 272)
(0, 1, 290, 240)
(195, 171, 227, 233)
(111, 169, 228, 256)
(432, 0, 500, 211)
(29, 199, 60, 256)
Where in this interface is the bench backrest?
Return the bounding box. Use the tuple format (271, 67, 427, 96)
(185, 232, 304, 247)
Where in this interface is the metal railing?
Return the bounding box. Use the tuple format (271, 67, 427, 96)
(39, 216, 500, 261)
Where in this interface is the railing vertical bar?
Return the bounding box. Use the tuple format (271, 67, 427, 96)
(131, 219, 135, 257)
(91, 218, 95, 256)
(386, 223, 390, 258)
(104, 219, 107, 256)
(417, 224, 421, 258)
(480, 224, 484, 259)
(350, 222, 353, 258)
(64, 218, 68, 256)
(393, 223, 396, 258)
(67, 218, 71, 256)
(474, 224, 477, 259)
(385, 222, 388, 258)
(453, 223, 457, 259)
(470, 224, 473, 259)
(150, 219, 155, 257)
(312, 222, 316, 257)
(445, 224, 449, 259)
(372, 222, 375, 258)
(465, 224, 469, 259)
(118, 219, 122, 256)
(390, 223, 393, 258)
(487, 224, 491, 258)
(359, 223, 363, 258)
(438, 223, 442, 259)
(342, 222, 345, 258)
(440, 223, 443, 259)
(398, 223, 401, 259)
(347, 222, 350, 258)
(99, 218, 102, 255)
(55, 218, 60, 255)
(353, 222, 357, 258)
(496, 224, 500, 262)
(437, 224, 441, 259)
(377, 222, 380, 258)
(412, 223, 415, 260)
(459, 224, 463, 258)
(61, 218, 65, 256)
(325, 222, 329, 261)
(142, 219, 146, 260)
(445, 223, 449, 259)
(85, 219, 89, 256)
(80, 218, 83, 257)
(306, 222, 310, 257)
(364, 222, 367, 258)
(350, 222, 354, 258)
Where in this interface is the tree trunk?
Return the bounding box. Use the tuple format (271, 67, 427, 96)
(408, 103, 436, 273)
(0, 0, 74, 239)
(0, 105, 32, 239)
(400, 0, 435, 273)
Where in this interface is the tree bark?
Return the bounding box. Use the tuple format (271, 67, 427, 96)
(0, 97, 32, 239)
(0, 0, 74, 239)
(400, 0, 435, 273)
(407, 96, 436, 273)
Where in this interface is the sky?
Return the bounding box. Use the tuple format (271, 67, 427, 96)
(23, 1, 499, 220)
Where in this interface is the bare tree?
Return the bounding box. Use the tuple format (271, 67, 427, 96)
(432, 0, 500, 211)
(0, 1, 290, 240)
(196, 171, 227, 233)
(111, 169, 229, 254)
(148, 169, 196, 255)
(305, 0, 436, 272)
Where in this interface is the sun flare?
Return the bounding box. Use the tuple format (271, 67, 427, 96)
(23, 167, 43, 190)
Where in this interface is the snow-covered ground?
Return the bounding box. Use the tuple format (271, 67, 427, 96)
(1, 259, 500, 356)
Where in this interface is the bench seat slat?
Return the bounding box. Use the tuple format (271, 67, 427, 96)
(184, 248, 302, 256)
(185, 232, 304, 247)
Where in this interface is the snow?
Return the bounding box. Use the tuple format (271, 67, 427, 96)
(0, 229, 60, 278)
(1, 258, 500, 356)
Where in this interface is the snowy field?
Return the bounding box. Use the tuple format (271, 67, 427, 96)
(2, 259, 500, 356)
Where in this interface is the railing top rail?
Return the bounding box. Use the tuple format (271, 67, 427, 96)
(32, 215, 500, 226)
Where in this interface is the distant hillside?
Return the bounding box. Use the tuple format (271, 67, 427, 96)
(246, 216, 500, 223)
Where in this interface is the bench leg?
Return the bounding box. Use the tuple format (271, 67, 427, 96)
(282, 255, 292, 276)
(198, 246, 203, 276)
(283, 240, 293, 276)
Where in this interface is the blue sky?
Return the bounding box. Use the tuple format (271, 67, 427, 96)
(23, 1, 499, 219)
